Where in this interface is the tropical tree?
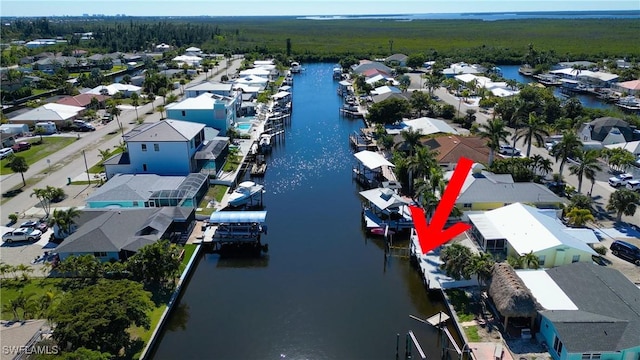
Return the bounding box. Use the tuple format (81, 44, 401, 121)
(31, 187, 54, 217)
(551, 131, 583, 178)
(406, 146, 438, 194)
(477, 118, 510, 166)
(179, 78, 187, 95)
(565, 208, 595, 227)
(50, 279, 153, 354)
(569, 149, 602, 193)
(409, 90, 431, 117)
(158, 105, 166, 119)
(98, 148, 112, 166)
(439, 243, 474, 280)
(48, 207, 81, 239)
(130, 92, 140, 121)
(606, 188, 640, 222)
(568, 194, 594, 213)
(515, 112, 550, 157)
(34, 126, 46, 143)
(602, 147, 636, 173)
(366, 97, 410, 125)
(158, 87, 167, 106)
(468, 252, 495, 286)
(8, 156, 29, 186)
(520, 251, 540, 269)
(126, 240, 182, 288)
(396, 128, 423, 156)
(423, 73, 442, 95)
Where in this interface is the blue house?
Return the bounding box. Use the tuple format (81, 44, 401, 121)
(104, 120, 205, 178)
(165, 93, 237, 135)
(516, 263, 640, 360)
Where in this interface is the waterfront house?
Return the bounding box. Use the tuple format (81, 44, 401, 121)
(55, 206, 195, 262)
(612, 79, 640, 96)
(454, 73, 519, 97)
(449, 168, 566, 213)
(172, 55, 202, 67)
(104, 120, 206, 178)
(422, 135, 490, 171)
(353, 150, 395, 189)
(155, 43, 172, 52)
(386, 117, 459, 137)
(351, 60, 393, 77)
(185, 81, 235, 98)
(233, 75, 270, 90)
(184, 47, 202, 55)
(165, 92, 237, 135)
(488, 263, 539, 329)
(516, 263, 640, 360)
(86, 173, 209, 209)
(577, 117, 635, 145)
(85, 83, 142, 98)
(467, 203, 598, 264)
(9, 103, 84, 126)
(56, 93, 109, 108)
(442, 62, 485, 78)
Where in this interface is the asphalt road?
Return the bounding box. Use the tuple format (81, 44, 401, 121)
(407, 72, 638, 227)
(0, 57, 244, 221)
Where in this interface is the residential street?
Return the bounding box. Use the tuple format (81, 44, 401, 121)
(407, 72, 639, 227)
(0, 57, 244, 221)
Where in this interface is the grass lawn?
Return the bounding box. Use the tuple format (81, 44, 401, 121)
(0, 137, 77, 175)
(464, 325, 481, 342)
(179, 244, 197, 274)
(222, 155, 241, 172)
(88, 147, 124, 173)
(129, 304, 166, 359)
(196, 185, 229, 215)
(445, 289, 476, 322)
(0, 278, 67, 320)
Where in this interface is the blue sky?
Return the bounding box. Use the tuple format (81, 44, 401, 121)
(1, 0, 638, 17)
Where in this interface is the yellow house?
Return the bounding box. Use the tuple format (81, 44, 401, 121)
(468, 203, 598, 267)
(447, 168, 566, 213)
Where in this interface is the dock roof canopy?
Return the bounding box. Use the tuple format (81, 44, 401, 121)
(209, 211, 267, 224)
(354, 150, 394, 170)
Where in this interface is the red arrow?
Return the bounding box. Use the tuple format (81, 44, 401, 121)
(409, 157, 473, 254)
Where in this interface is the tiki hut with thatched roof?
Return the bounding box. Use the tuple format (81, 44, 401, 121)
(488, 263, 540, 329)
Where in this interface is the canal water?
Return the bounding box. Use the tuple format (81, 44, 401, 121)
(498, 65, 617, 111)
(152, 63, 453, 360)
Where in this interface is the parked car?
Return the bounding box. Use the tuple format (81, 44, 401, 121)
(2, 228, 42, 243)
(608, 173, 634, 188)
(499, 144, 521, 156)
(11, 141, 32, 152)
(73, 120, 96, 132)
(20, 220, 48, 233)
(626, 180, 640, 192)
(0, 147, 14, 159)
(609, 240, 640, 265)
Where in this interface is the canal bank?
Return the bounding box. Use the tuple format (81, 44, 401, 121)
(151, 63, 462, 360)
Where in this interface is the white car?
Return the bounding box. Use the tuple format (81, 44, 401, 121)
(608, 173, 634, 188)
(2, 228, 42, 243)
(626, 180, 640, 192)
(0, 147, 14, 159)
(499, 144, 521, 156)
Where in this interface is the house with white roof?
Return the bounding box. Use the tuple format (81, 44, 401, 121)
(605, 140, 640, 156)
(104, 120, 206, 178)
(516, 263, 640, 360)
(468, 203, 598, 265)
(239, 67, 273, 78)
(172, 55, 202, 67)
(371, 85, 401, 96)
(85, 83, 141, 97)
(443, 62, 485, 78)
(184, 47, 202, 55)
(386, 117, 458, 137)
(233, 75, 269, 89)
(165, 92, 237, 135)
(184, 81, 235, 98)
(155, 43, 172, 52)
(9, 103, 84, 125)
(455, 73, 519, 97)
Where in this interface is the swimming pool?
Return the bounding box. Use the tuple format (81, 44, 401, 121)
(236, 123, 252, 131)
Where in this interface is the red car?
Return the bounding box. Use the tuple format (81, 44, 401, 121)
(11, 142, 32, 152)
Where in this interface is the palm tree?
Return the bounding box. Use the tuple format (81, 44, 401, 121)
(424, 73, 442, 95)
(468, 252, 495, 286)
(48, 207, 81, 239)
(516, 112, 550, 157)
(130, 92, 140, 122)
(551, 131, 583, 178)
(607, 189, 640, 222)
(31, 187, 53, 217)
(8, 156, 29, 187)
(397, 128, 423, 156)
(406, 146, 438, 194)
(439, 243, 474, 280)
(569, 149, 602, 193)
(477, 118, 510, 166)
(565, 208, 594, 227)
(521, 251, 540, 269)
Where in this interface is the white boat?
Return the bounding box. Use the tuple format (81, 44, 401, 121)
(228, 181, 265, 207)
(616, 96, 640, 110)
(333, 65, 342, 79)
(290, 61, 302, 73)
(259, 134, 272, 152)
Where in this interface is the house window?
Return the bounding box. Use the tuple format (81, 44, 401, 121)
(141, 144, 147, 152)
(154, 143, 159, 151)
(538, 255, 546, 266)
(181, 111, 186, 117)
(581, 354, 601, 360)
(94, 252, 107, 257)
(133, 201, 139, 207)
(463, 203, 472, 209)
(143, 164, 148, 171)
(572, 255, 580, 263)
(553, 335, 563, 355)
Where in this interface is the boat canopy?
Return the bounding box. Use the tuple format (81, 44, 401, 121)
(360, 188, 411, 211)
(354, 150, 395, 170)
(209, 211, 267, 224)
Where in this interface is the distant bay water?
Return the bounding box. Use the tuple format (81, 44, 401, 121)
(299, 10, 640, 21)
